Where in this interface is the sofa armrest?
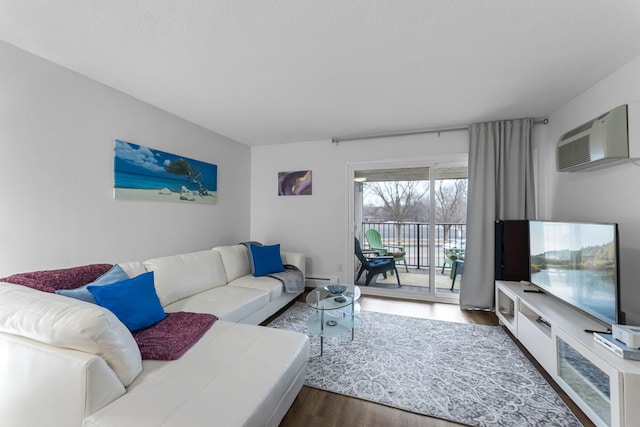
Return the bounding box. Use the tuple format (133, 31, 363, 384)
(281, 252, 305, 277)
(0, 332, 125, 426)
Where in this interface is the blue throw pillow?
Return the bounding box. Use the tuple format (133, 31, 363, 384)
(56, 264, 130, 303)
(243, 241, 262, 274)
(88, 271, 166, 332)
(250, 244, 285, 277)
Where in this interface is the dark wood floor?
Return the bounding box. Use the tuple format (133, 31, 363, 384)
(275, 293, 594, 427)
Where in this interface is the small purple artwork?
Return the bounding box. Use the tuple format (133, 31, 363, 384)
(278, 170, 312, 196)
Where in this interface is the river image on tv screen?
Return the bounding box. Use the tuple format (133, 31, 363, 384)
(529, 221, 618, 325)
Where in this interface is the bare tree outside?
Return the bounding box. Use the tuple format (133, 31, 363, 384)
(363, 178, 467, 245)
(359, 166, 468, 270)
(363, 180, 428, 244)
(435, 179, 467, 245)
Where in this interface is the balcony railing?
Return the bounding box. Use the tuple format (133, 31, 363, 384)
(361, 222, 466, 269)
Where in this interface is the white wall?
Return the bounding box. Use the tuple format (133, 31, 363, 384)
(535, 54, 640, 325)
(0, 42, 251, 276)
(9, 34, 637, 322)
(250, 133, 468, 282)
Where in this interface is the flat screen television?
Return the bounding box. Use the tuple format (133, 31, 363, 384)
(528, 220, 621, 327)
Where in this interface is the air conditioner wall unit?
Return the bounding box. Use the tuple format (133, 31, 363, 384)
(556, 104, 636, 172)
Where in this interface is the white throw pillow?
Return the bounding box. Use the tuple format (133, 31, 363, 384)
(0, 282, 142, 387)
(143, 250, 227, 306)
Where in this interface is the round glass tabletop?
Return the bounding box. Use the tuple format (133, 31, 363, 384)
(305, 285, 361, 310)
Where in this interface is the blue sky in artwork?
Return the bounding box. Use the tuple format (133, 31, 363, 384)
(114, 140, 217, 190)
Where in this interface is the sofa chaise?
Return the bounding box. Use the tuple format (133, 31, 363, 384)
(0, 243, 310, 427)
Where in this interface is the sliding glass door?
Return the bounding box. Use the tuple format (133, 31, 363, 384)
(350, 159, 467, 302)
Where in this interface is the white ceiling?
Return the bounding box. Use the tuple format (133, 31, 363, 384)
(1, 1, 640, 146)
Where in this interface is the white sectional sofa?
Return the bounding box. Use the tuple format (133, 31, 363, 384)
(0, 244, 310, 427)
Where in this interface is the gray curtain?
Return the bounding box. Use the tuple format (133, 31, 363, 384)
(459, 119, 536, 310)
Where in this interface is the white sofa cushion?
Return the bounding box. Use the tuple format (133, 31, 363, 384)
(228, 275, 284, 302)
(117, 261, 147, 277)
(164, 285, 270, 323)
(85, 321, 310, 427)
(213, 244, 252, 282)
(144, 250, 227, 306)
(0, 282, 142, 387)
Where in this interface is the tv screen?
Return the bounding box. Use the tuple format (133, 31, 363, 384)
(529, 221, 619, 326)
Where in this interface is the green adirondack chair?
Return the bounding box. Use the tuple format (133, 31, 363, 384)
(442, 247, 465, 278)
(365, 229, 408, 272)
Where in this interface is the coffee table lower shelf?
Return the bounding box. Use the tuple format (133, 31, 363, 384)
(306, 308, 360, 355)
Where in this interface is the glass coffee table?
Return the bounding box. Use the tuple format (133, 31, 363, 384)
(305, 284, 361, 355)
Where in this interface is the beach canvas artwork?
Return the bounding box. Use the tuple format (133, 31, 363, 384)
(114, 140, 217, 204)
(278, 170, 312, 196)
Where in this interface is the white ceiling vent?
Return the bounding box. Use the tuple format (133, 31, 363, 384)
(556, 105, 629, 172)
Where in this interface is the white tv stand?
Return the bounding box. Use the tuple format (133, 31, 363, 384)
(495, 281, 640, 427)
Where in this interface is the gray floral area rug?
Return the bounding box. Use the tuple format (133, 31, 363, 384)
(267, 303, 582, 427)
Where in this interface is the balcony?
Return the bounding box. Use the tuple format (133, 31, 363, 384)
(361, 222, 466, 269)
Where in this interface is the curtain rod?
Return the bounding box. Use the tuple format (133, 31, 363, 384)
(331, 118, 548, 144)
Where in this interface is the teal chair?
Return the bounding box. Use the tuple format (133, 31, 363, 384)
(441, 248, 465, 278)
(441, 257, 455, 275)
(365, 229, 408, 272)
(451, 259, 464, 290)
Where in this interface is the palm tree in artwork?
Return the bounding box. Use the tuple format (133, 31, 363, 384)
(165, 159, 209, 196)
